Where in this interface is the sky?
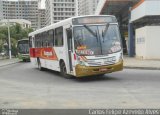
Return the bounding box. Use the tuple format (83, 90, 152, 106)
(41, 0, 45, 9)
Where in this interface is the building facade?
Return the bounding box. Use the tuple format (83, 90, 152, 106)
(78, 0, 100, 16)
(0, 0, 3, 20)
(38, 9, 46, 29)
(96, 0, 160, 59)
(0, 19, 31, 29)
(45, 0, 77, 26)
(0, 0, 39, 30)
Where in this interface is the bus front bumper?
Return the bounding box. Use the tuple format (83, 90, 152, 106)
(75, 61, 123, 77)
(18, 54, 30, 60)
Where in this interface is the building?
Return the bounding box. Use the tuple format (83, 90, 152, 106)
(78, 0, 99, 16)
(38, 9, 46, 29)
(45, 0, 51, 26)
(0, 0, 3, 20)
(37, 0, 46, 29)
(0, 19, 31, 29)
(95, 0, 160, 59)
(45, 0, 77, 26)
(0, 0, 38, 30)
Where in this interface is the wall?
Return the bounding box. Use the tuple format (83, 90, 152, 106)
(136, 26, 160, 59)
(131, 0, 160, 22)
(135, 27, 147, 59)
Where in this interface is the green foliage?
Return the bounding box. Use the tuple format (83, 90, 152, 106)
(0, 26, 8, 44)
(0, 23, 33, 57)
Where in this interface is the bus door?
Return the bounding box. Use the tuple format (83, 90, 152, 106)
(66, 27, 73, 72)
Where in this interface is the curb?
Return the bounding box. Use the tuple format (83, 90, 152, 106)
(0, 60, 19, 67)
(124, 66, 160, 70)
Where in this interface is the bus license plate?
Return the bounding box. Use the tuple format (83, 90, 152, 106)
(99, 68, 107, 72)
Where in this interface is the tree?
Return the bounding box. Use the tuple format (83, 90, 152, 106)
(0, 26, 8, 44)
(0, 23, 33, 57)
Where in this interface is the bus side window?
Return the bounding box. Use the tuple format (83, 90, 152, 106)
(29, 36, 32, 48)
(53, 29, 55, 46)
(47, 31, 51, 47)
(42, 32, 46, 47)
(48, 29, 54, 47)
(41, 33, 44, 47)
(38, 34, 41, 48)
(36, 34, 40, 48)
(45, 32, 49, 47)
(39, 33, 42, 48)
(32, 37, 35, 48)
(55, 26, 63, 46)
(35, 35, 37, 48)
(37, 34, 40, 47)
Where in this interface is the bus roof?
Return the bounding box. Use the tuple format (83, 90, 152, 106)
(29, 15, 116, 36)
(18, 38, 29, 42)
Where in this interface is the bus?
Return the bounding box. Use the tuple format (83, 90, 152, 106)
(29, 15, 123, 78)
(17, 39, 30, 62)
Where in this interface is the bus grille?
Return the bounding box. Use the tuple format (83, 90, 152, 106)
(87, 60, 115, 67)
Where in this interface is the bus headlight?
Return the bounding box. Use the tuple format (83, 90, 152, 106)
(77, 56, 88, 66)
(79, 61, 86, 66)
(119, 53, 123, 62)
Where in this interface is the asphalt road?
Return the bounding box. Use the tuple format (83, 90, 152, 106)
(0, 62, 160, 109)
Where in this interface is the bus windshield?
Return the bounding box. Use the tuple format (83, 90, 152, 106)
(74, 24, 121, 56)
(17, 40, 29, 54)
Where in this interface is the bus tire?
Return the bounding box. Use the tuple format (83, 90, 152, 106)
(37, 58, 44, 71)
(60, 61, 71, 79)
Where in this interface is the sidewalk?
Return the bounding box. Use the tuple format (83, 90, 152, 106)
(124, 56, 160, 70)
(0, 58, 19, 67)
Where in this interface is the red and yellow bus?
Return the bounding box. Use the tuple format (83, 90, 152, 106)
(29, 15, 123, 78)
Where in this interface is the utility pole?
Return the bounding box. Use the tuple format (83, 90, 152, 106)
(7, 19, 11, 59)
(7, 0, 11, 59)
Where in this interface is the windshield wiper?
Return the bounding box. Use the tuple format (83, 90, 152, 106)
(83, 25, 99, 42)
(83, 25, 97, 38)
(102, 23, 110, 42)
(75, 37, 82, 46)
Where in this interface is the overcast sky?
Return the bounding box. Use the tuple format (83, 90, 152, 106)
(41, 0, 45, 9)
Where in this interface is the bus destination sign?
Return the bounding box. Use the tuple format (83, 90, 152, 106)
(72, 16, 117, 25)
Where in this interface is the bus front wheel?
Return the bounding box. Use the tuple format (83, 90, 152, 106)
(60, 61, 67, 76)
(60, 61, 71, 79)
